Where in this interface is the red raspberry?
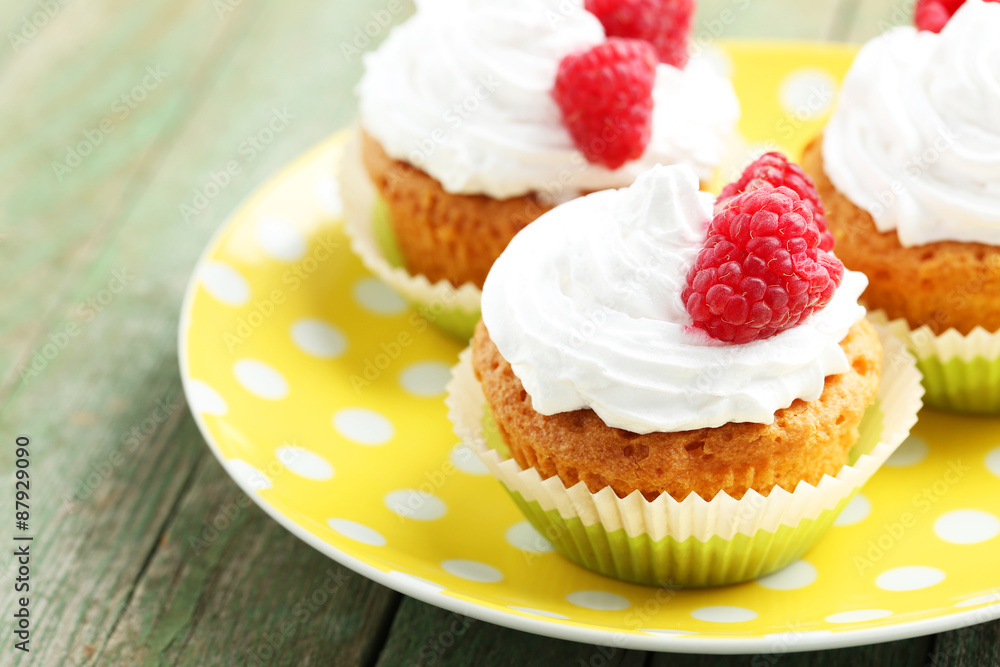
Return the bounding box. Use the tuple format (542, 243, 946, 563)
(717, 152, 835, 252)
(914, 0, 996, 32)
(682, 186, 845, 344)
(553, 38, 657, 170)
(585, 0, 694, 68)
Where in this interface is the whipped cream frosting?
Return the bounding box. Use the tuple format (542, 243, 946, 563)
(357, 0, 739, 200)
(823, 0, 1000, 247)
(481, 165, 869, 433)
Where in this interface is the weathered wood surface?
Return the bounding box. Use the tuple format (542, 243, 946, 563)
(0, 0, 996, 665)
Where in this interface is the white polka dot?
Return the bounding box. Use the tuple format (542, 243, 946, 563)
(756, 560, 817, 590)
(955, 593, 1000, 608)
(934, 509, 1000, 545)
(187, 379, 227, 416)
(876, 566, 946, 592)
(316, 175, 342, 217)
(353, 277, 407, 315)
(509, 606, 569, 620)
(986, 446, 1000, 478)
(276, 445, 334, 481)
(327, 518, 386, 546)
(385, 489, 447, 521)
(690, 606, 758, 623)
(386, 571, 445, 592)
(835, 493, 872, 526)
(291, 319, 346, 358)
(505, 521, 554, 553)
(450, 444, 489, 475)
(255, 218, 306, 261)
(225, 459, 272, 491)
(233, 359, 289, 400)
(334, 408, 394, 445)
(885, 435, 929, 467)
(779, 68, 836, 118)
(399, 362, 451, 398)
(200, 262, 250, 306)
(567, 591, 630, 611)
(825, 609, 892, 624)
(640, 629, 698, 637)
(441, 559, 503, 583)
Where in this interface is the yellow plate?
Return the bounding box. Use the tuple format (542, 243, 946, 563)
(179, 42, 1000, 653)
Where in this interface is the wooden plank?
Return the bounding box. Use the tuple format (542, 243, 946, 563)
(97, 449, 400, 665)
(0, 0, 265, 396)
(373, 598, 647, 667)
(650, 636, 931, 666)
(928, 621, 1000, 667)
(842, 0, 913, 42)
(0, 369, 203, 665)
(0, 0, 408, 663)
(695, 0, 848, 41)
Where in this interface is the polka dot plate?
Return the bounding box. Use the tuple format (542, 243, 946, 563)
(179, 43, 1000, 654)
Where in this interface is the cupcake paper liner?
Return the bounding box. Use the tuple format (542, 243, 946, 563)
(446, 325, 923, 587)
(339, 128, 482, 340)
(868, 310, 1000, 414)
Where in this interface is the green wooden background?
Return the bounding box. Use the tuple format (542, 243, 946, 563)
(1, 0, 997, 664)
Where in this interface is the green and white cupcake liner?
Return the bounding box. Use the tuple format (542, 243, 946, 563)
(446, 326, 923, 587)
(869, 310, 1000, 415)
(339, 129, 482, 341)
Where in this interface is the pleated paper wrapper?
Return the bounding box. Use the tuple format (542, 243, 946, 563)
(446, 326, 923, 587)
(338, 127, 482, 340)
(868, 310, 1000, 414)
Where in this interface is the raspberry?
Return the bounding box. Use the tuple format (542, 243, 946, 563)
(553, 38, 657, 169)
(914, 0, 996, 31)
(717, 152, 834, 252)
(585, 0, 694, 68)
(682, 186, 845, 344)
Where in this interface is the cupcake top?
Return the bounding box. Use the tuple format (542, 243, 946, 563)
(822, 0, 1000, 247)
(357, 0, 739, 200)
(481, 165, 868, 434)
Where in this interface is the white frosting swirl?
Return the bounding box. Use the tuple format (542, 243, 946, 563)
(823, 0, 1000, 247)
(357, 0, 739, 200)
(481, 165, 869, 433)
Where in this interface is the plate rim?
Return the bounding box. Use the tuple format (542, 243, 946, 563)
(177, 42, 1000, 655)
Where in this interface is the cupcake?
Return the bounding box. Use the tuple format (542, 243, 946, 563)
(447, 162, 922, 587)
(342, 0, 739, 338)
(801, 0, 1000, 412)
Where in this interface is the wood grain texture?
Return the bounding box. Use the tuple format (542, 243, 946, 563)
(97, 449, 400, 666)
(1, 0, 997, 664)
(373, 599, 647, 667)
(694, 0, 848, 41)
(650, 636, 932, 666)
